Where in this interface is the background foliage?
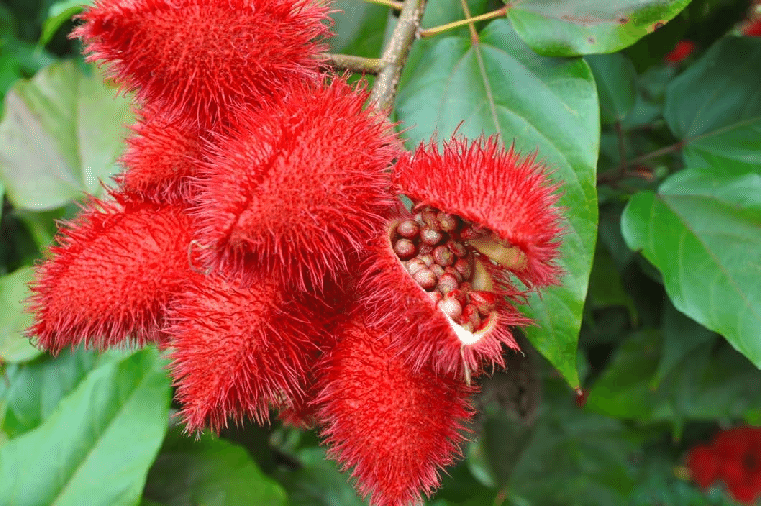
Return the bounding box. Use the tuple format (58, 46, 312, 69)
(1, 0, 760, 504)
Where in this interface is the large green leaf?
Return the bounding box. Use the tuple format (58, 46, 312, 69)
(0, 347, 101, 438)
(0, 60, 133, 211)
(144, 429, 288, 506)
(587, 330, 761, 428)
(585, 52, 637, 125)
(0, 347, 171, 506)
(664, 36, 761, 174)
(505, 0, 692, 57)
(621, 168, 761, 367)
(396, 20, 599, 387)
(0, 267, 41, 363)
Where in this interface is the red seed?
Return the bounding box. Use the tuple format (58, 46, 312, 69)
(433, 245, 454, 267)
(413, 268, 437, 290)
(444, 266, 463, 283)
(396, 219, 420, 239)
(437, 272, 459, 294)
(393, 238, 416, 259)
(418, 254, 435, 267)
(454, 257, 473, 280)
(421, 227, 444, 246)
(418, 244, 434, 255)
(469, 291, 498, 314)
(447, 288, 466, 306)
(438, 212, 459, 232)
(447, 240, 467, 257)
(437, 296, 463, 319)
(406, 258, 427, 276)
(427, 291, 443, 304)
(430, 264, 445, 279)
(421, 208, 439, 227)
(462, 303, 481, 329)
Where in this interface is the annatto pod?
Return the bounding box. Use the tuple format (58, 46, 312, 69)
(392, 135, 564, 290)
(166, 271, 331, 433)
(115, 105, 204, 204)
(314, 312, 474, 506)
(27, 195, 193, 352)
(194, 77, 400, 289)
(360, 207, 530, 380)
(73, 0, 331, 128)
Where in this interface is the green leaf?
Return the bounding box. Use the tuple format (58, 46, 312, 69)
(144, 429, 288, 506)
(0, 347, 101, 438)
(39, 1, 91, 47)
(0, 347, 171, 506)
(507, 402, 639, 506)
(664, 37, 761, 174)
(0, 61, 133, 211)
(652, 300, 716, 387)
(396, 20, 599, 388)
(505, 0, 692, 57)
(621, 168, 761, 367)
(0, 267, 41, 363)
(585, 53, 637, 124)
(274, 447, 367, 506)
(329, 1, 390, 58)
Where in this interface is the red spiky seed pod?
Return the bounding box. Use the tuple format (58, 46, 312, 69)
(314, 313, 474, 506)
(73, 0, 331, 128)
(195, 77, 400, 289)
(393, 136, 564, 290)
(167, 271, 330, 433)
(115, 106, 204, 204)
(360, 210, 530, 379)
(27, 197, 193, 352)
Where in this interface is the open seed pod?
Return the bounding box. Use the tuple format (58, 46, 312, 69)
(360, 208, 530, 380)
(392, 135, 564, 290)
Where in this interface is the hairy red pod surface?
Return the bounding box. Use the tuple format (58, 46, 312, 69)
(393, 136, 564, 289)
(73, 0, 331, 128)
(360, 211, 528, 378)
(314, 314, 473, 506)
(167, 272, 329, 433)
(27, 197, 193, 352)
(195, 77, 400, 289)
(115, 106, 204, 204)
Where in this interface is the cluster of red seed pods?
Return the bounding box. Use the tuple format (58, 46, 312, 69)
(26, 1, 565, 505)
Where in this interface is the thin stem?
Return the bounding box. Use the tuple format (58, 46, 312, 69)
(419, 7, 507, 38)
(628, 140, 684, 166)
(459, 0, 479, 43)
(323, 53, 385, 74)
(369, 0, 428, 112)
(363, 0, 404, 9)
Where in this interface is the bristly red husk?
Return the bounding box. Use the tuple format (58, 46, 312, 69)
(393, 136, 564, 289)
(167, 272, 331, 433)
(359, 214, 528, 378)
(314, 313, 474, 506)
(195, 77, 400, 289)
(73, 0, 331, 128)
(27, 196, 193, 353)
(115, 106, 203, 204)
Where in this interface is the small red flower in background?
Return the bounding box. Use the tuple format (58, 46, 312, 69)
(73, 0, 331, 128)
(687, 426, 761, 504)
(743, 18, 761, 37)
(664, 40, 696, 64)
